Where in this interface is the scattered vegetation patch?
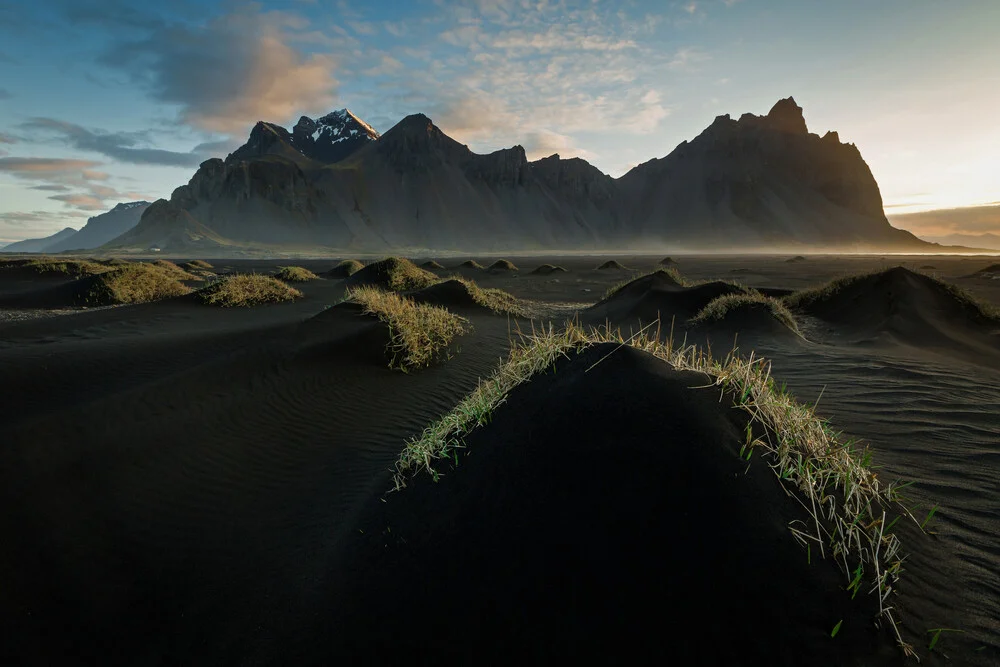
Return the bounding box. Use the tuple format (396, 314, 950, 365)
(396, 319, 920, 656)
(198, 274, 302, 307)
(420, 260, 445, 270)
(457, 260, 485, 270)
(347, 285, 470, 371)
(454, 277, 529, 317)
(347, 257, 439, 291)
(10, 257, 112, 277)
(328, 259, 364, 278)
(488, 259, 518, 271)
(79, 263, 193, 306)
(275, 266, 319, 282)
(99, 257, 132, 267)
(596, 260, 628, 270)
(530, 264, 567, 275)
(691, 291, 800, 332)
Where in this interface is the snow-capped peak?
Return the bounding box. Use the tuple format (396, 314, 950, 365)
(291, 109, 380, 163)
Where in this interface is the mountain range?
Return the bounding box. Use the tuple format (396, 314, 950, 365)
(3, 202, 151, 254)
(11, 99, 954, 254)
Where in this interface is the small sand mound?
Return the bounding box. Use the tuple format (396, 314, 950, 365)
(595, 260, 628, 270)
(691, 292, 799, 339)
(275, 266, 319, 282)
(529, 264, 568, 275)
(329, 344, 895, 663)
(327, 259, 365, 278)
(150, 259, 200, 281)
(345, 257, 438, 291)
(588, 269, 745, 325)
(659, 257, 677, 266)
(785, 255, 807, 263)
(975, 263, 1000, 275)
(420, 260, 445, 270)
(456, 260, 485, 270)
(407, 279, 526, 316)
(487, 259, 518, 272)
(919, 265, 937, 270)
(182, 260, 214, 271)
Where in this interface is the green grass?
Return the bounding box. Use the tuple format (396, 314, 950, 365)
(199, 273, 302, 307)
(275, 266, 320, 282)
(395, 318, 922, 657)
(691, 290, 800, 332)
(80, 263, 193, 305)
(347, 285, 470, 371)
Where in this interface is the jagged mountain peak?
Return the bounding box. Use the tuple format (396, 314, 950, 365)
(764, 96, 808, 134)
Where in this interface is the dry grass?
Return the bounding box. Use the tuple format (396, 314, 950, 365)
(421, 260, 445, 270)
(199, 274, 302, 307)
(530, 264, 567, 275)
(347, 285, 470, 371)
(81, 263, 192, 306)
(451, 277, 530, 317)
(457, 260, 485, 270)
(275, 266, 319, 282)
(691, 290, 800, 332)
(183, 260, 214, 271)
(5, 257, 113, 277)
(150, 259, 201, 281)
(488, 259, 518, 271)
(596, 260, 628, 270)
(784, 267, 1000, 320)
(396, 319, 921, 657)
(329, 259, 364, 278)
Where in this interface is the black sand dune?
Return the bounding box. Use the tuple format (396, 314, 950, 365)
(420, 260, 445, 270)
(659, 256, 677, 266)
(973, 263, 1000, 276)
(691, 300, 803, 343)
(529, 263, 567, 275)
(321, 344, 900, 665)
(325, 259, 363, 278)
(456, 259, 485, 269)
(595, 259, 628, 270)
(487, 259, 518, 271)
(404, 279, 488, 312)
(586, 270, 746, 325)
(789, 267, 1000, 365)
(786, 255, 808, 263)
(342, 257, 436, 290)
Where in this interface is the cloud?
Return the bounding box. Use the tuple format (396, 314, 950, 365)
(101, 8, 338, 134)
(0, 89, 12, 101)
(29, 184, 72, 192)
(684, 2, 699, 14)
(48, 193, 108, 210)
(522, 130, 597, 162)
(0, 133, 15, 144)
(888, 204, 1000, 236)
(0, 157, 103, 174)
(0, 209, 88, 242)
(22, 117, 205, 167)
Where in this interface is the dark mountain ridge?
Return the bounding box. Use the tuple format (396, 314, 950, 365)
(112, 97, 931, 253)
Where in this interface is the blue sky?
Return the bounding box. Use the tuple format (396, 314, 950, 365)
(1, 0, 998, 242)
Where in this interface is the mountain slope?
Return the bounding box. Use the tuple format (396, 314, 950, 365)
(107, 99, 934, 253)
(2, 227, 78, 253)
(45, 201, 150, 252)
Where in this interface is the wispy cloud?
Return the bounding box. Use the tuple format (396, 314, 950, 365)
(21, 118, 206, 167)
(0, 157, 146, 213)
(0, 157, 103, 174)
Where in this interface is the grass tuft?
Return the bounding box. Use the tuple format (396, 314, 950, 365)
(351, 256, 439, 291)
(275, 266, 320, 282)
(488, 259, 518, 271)
(347, 285, 470, 371)
(395, 318, 922, 657)
(199, 273, 302, 307)
(81, 263, 192, 305)
(183, 259, 214, 271)
(450, 277, 530, 317)
(691, 290, 800, 332)
(150, 259, 201, 281)
(328, 259, 365, 278)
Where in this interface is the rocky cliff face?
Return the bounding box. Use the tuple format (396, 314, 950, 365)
(102, 99, 927, 252)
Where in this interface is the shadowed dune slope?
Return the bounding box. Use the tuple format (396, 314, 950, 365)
(788, 267, 1000, 364)
(405, 279, 487, 311)
(692, 300, 802, 343)
(322, 344, 900, 665)
(585, 270, 746, 325)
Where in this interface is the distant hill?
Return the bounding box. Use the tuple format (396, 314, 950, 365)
(108, 98, 934, 253)
(919, 233, 1000, 251)
(46, 201, 151, 252)
(889, 204, 1000, 251)
(3, 227, 79, 253)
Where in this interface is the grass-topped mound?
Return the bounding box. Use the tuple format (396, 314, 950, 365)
(529, 264, 567, 275)
(1, 257, 112, 277)
(974, 263, 1000, 275)
(150, 259, 201, 281)
(407, 278, 529, 317)
(198, 274, 302, 307)
(275, 266, 319, 282)
(74, 263, 193, 306)
(456, 260, 485, 270)
(345, 257, 438, 291)
(182, 259, 214, 271)
(595, 259, 628, 270)
(328, 259, 364, 278)
(346, 285, 470, 371)
(786, 255, 807, 263)
(588, 268, 748, 325)
(331, 323, 917, 662)
(487, 259, 518, 272)
(659, 256, 677, 266)
(420, 260, 445, 270)
(691, 291, 800, 336)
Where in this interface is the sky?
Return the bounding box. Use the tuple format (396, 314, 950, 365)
(0, 0, 998, 243)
